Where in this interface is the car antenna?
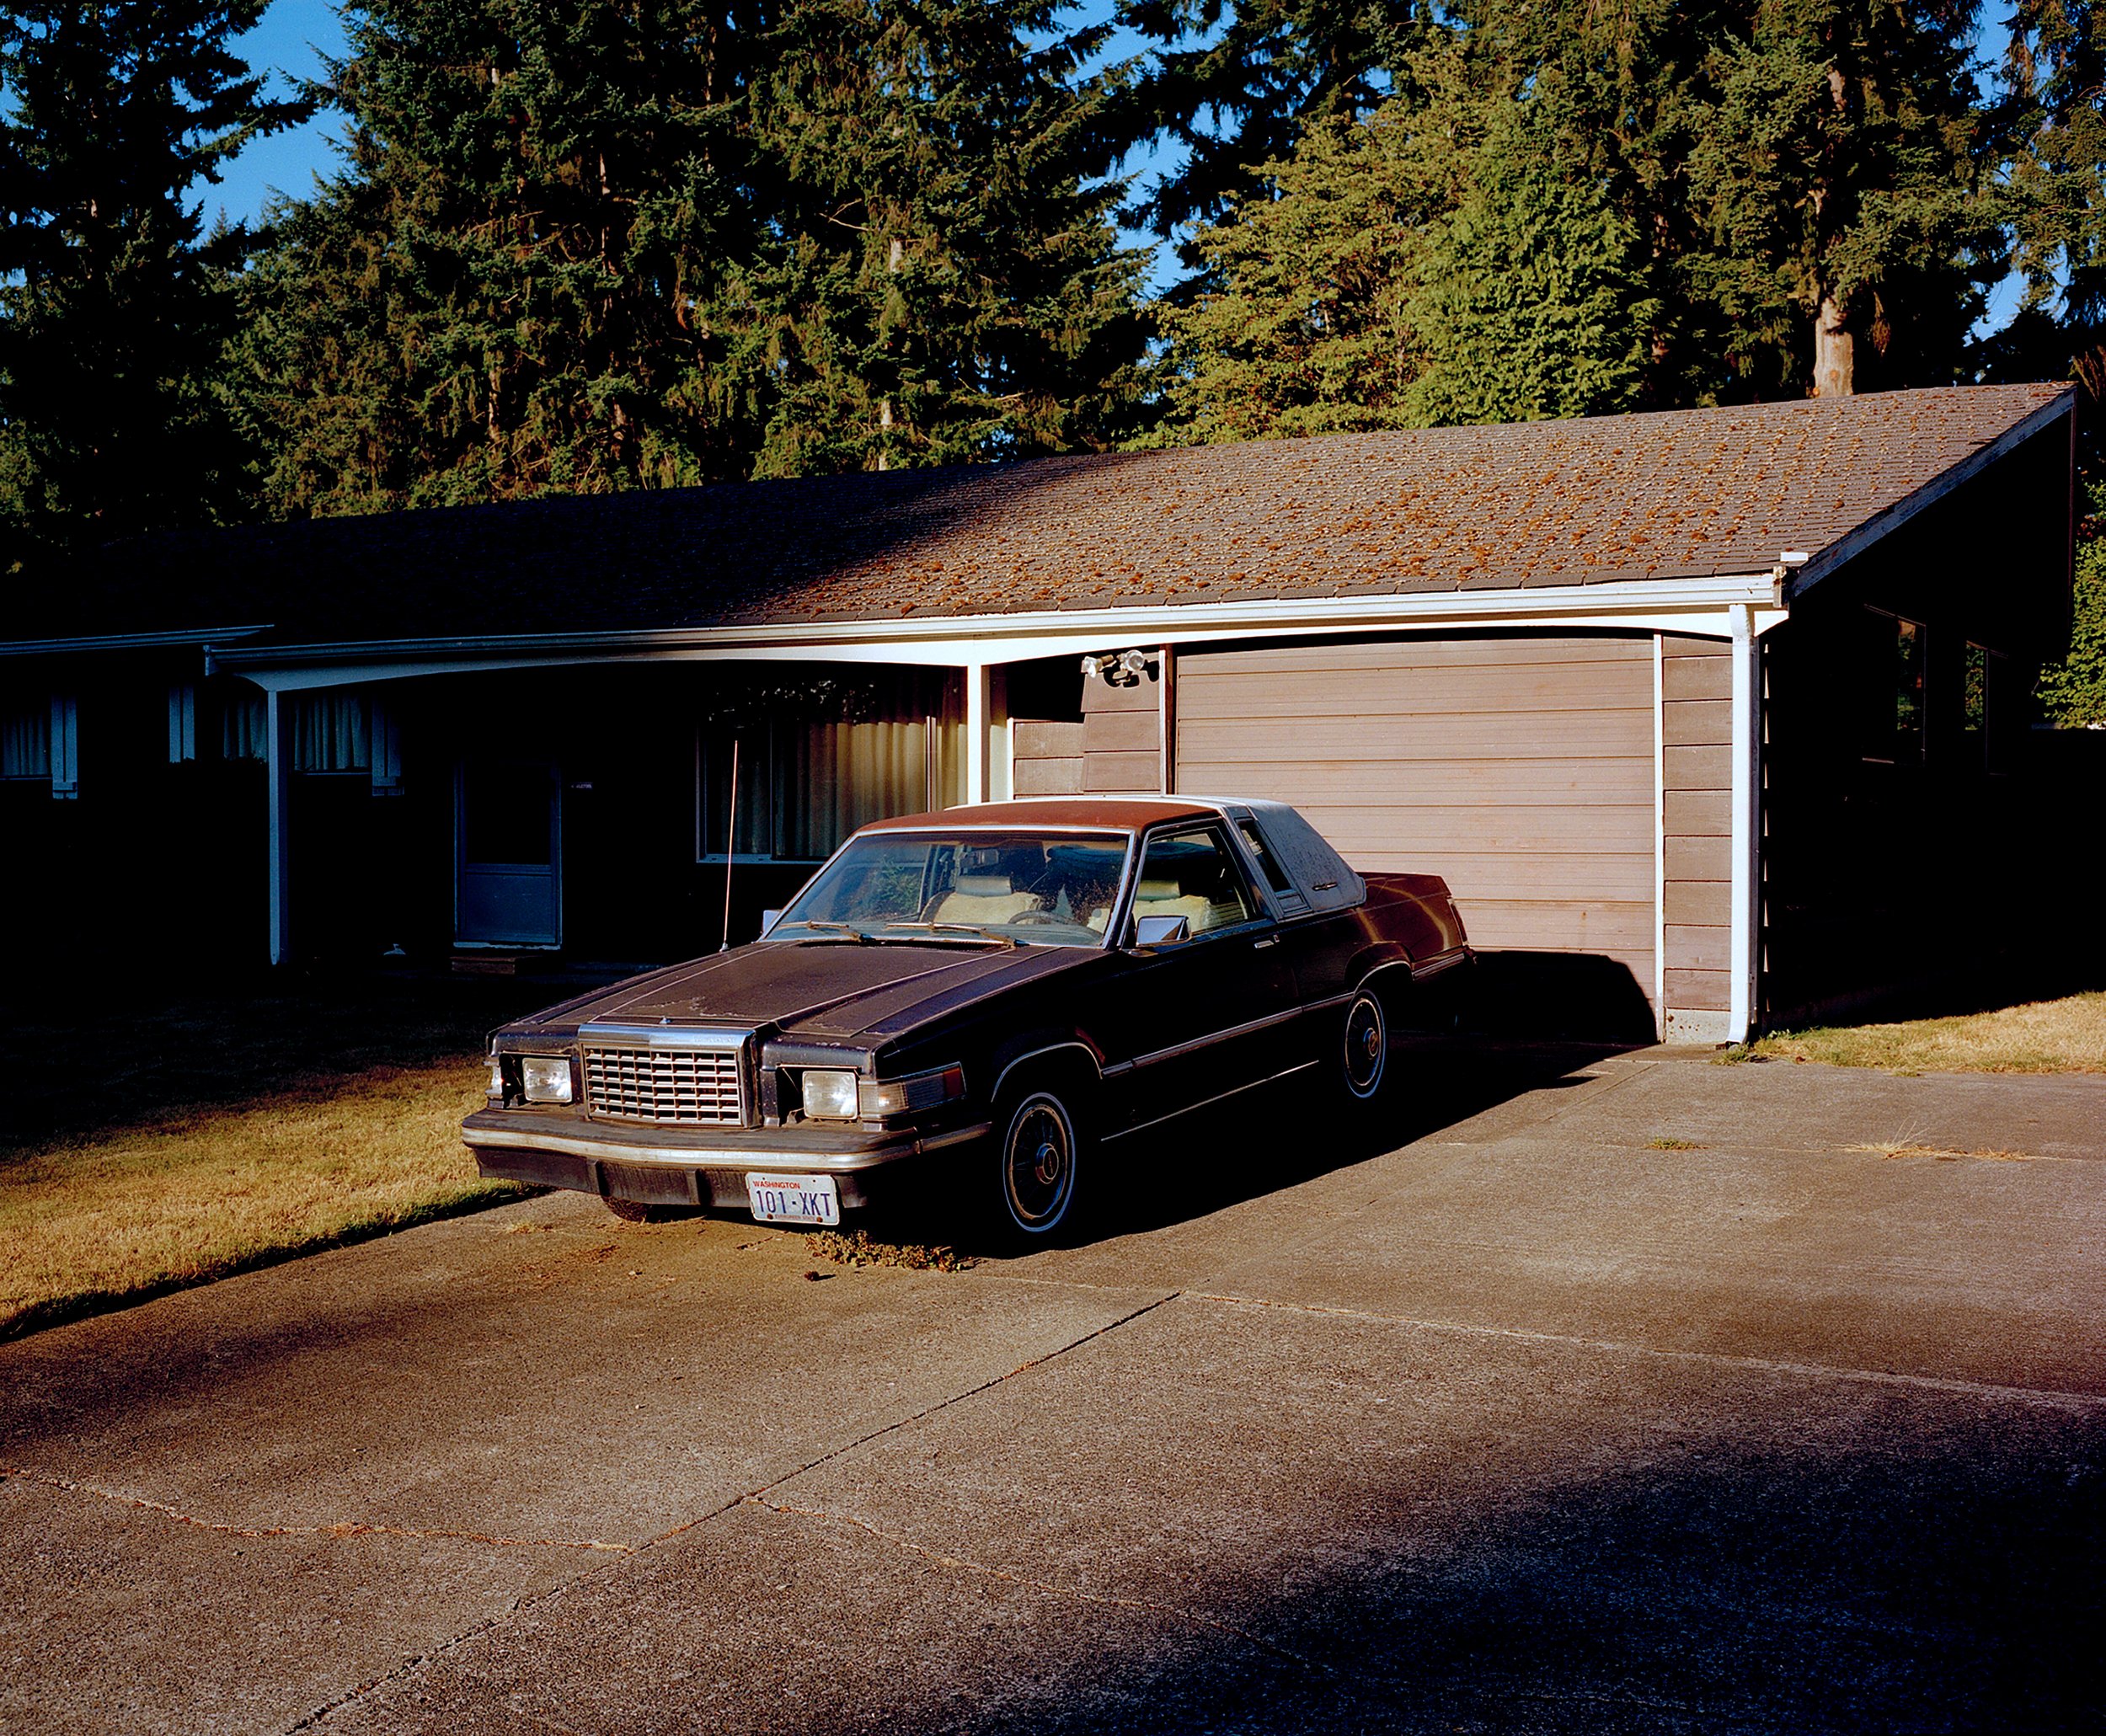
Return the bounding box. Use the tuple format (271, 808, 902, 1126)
(719, 735, 738, 953)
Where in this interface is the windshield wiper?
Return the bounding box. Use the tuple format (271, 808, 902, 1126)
(787, 921, 875, 944)
(867, 922, 1018, 948)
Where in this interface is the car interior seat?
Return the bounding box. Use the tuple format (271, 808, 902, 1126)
(933, 873, 1041, 925)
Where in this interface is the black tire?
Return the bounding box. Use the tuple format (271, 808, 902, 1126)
(991, 1083, 1087, 1243)
(1338, 983, 1392, 1109)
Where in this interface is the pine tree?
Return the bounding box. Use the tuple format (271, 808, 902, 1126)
(1404, 81, 1660, 425)
(235, 0, 765, 514)
(238, 0, 1147, 511)
(1684, 0, 2001, 397)
(1110, 0, 1430, 256)
(1998, 0, 2106, 390)
(1149, 8, 1675, 441)
(1147, 108, 1434, 443)
(0, 0, 306, 566)
(730, 0, 1150, 476)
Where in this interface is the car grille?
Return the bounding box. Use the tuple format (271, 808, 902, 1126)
(583, 1046, 744, 1124)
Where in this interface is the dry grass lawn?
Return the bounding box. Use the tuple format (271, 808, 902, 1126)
(1750, 991, 2106, 1075)
(1, 976, 547, 1341)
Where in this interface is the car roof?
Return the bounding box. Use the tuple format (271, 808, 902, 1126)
(858, 797, 1227, 833)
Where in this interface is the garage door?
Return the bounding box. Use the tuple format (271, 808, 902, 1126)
(1173, 635, 1656, 1016)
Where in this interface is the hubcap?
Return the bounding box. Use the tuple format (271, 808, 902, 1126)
(1006, 1097, 1074, 1230)
(1344, 995, 1386, 1098)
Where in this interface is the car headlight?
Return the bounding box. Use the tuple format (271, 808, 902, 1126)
(520, 1055, 574, 1104)
(801, 1068, 861, 1121)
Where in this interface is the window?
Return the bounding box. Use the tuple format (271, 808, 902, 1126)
(1964, 643, 2017, 776)
(1133, 826, 1259, 937)
(222, 691, 267, 761)
(1863, 606, 1926, 764)
(168, 686, 197, 763)
(1234, 815, 1310, 911)
(696, 676, 964, 863)
(3, 695, 73, 796)
(293, 692, 370, 773)
(2, 697, 51, 780)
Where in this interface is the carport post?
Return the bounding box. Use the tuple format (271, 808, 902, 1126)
(265, 687, 292, 966)
(964, 660, 992, 803)
(1728, 605, 1760, 1042)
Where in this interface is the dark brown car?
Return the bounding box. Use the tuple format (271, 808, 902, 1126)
(462, 797, 1470, 1240)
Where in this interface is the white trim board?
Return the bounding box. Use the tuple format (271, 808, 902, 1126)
(211, 581, 1790, 692)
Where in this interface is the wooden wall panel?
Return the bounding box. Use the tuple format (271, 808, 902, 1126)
(1080, 657, 1163, 794)
(1175, 635, 1655, 1019)
(1660, 635, 1732, 1015)
(1013, 718, 1084, 797)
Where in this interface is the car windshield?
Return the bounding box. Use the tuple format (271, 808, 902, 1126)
(767, 831, 1131, 947)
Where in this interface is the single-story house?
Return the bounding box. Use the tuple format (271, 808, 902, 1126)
(0, 382, 2080, 1042)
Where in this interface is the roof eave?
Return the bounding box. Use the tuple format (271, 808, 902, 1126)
(0, 622, 275, 660)
(1785, 386, 2080, 599)
(204, 571, 1788, 677)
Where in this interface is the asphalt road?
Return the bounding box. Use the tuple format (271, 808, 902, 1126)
(4, 1045, 2103, 1734)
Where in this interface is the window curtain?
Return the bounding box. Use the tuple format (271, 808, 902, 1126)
(1, 700, 50, 778)
(698, 669, 964, 861)
(293, 692, 370, 772)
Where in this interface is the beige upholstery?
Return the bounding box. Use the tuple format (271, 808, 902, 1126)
(933, 889, 1041, 925)
(1133, 881, 1218, 932)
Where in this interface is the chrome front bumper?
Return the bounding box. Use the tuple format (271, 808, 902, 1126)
(460, 1106, 990, 1211)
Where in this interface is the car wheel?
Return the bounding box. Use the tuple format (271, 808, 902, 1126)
(1339, 985, 1390, 1107)
(994, 1087, 1082, 1242)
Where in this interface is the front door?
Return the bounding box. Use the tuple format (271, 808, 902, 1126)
(457, 759, 561, 946)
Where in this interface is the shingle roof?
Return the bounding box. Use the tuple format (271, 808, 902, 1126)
(19, 383, 2074, 648)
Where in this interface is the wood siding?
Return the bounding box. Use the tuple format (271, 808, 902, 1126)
(1012, 719, 1085, 796)
(1660, 636, 1732, 1018)
(1082, 659, 1163, 793)
(1174, 636, 1656, 1018)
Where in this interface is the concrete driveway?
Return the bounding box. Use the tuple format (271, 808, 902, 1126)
(4, 1044, 2103, 1734)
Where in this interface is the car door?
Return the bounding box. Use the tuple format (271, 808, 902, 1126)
(1094, 821, 1297, 1134)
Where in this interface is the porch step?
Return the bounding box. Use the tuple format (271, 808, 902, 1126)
(451, 952, 531, 977)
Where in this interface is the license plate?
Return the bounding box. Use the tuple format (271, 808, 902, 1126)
(745, 1172, 840, 1226)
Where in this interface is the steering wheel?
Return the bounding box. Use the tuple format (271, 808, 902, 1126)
(1008, 910, 1064, 926)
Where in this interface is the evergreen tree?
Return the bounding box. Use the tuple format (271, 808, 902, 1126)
(0, 0, 305, 567)
(236, 0, 765, 514)
(1684, 0, 2001, 397)
(1110, 0, 1431, 254)
(1147, 107, 1434, 442)
(1404, 81, 1660, 424)
(238, 0, 1147, 512)
(1151, 9, 1674, 440)
(730, 0, 1149, 475)
(1997, 0, 2106, 390)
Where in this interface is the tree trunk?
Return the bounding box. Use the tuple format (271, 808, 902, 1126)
(1814, 293, 1853, 397)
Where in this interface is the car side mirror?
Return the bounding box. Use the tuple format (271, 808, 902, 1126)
(1132, 913, 1190, 948)
(759, 909, 783, 937)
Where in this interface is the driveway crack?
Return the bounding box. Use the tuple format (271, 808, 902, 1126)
(0, 1463, 633, 1552)
(280, 1288, 1184, 1731)
(747, 1491, 1337, 1678)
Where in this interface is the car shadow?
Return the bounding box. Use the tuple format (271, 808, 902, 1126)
(869, 1036, 1638, 1255)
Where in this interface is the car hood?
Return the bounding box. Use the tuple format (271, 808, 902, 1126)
(526, 940, 1096, 1046)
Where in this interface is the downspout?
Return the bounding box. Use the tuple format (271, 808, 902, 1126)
(266, 689, 292, 967)
(1728, 602, 1761, 1042)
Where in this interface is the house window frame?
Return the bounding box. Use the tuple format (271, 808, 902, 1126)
(694, 709, 950, 866)
(1963, 640, 2015, 777)
(1861, 605, 1927, 767)
(695, 724, 810, 866)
